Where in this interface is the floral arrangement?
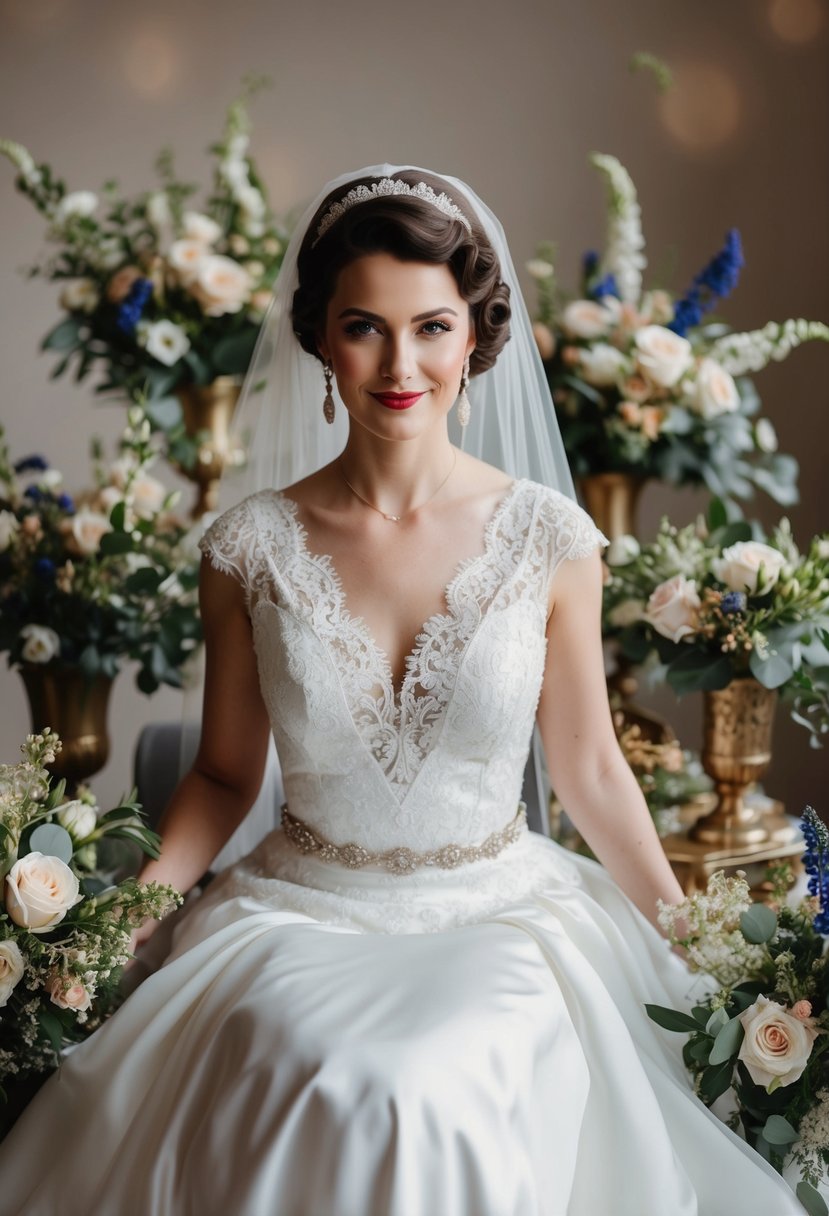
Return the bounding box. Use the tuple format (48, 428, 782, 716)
(649, 807, 829, 1215)
(0, 730, 181, 1111)
(0, 77, 286, 467)
(601, 504, 829, 745)
(530, 153, 829, 504)
(0, 408, 201, 693)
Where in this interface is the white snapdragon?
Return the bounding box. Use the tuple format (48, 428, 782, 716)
(709, 319, 829, 377)
(0, 139, 42, 188)
(589, 153, 647, 304)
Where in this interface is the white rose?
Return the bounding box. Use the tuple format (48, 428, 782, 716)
(187, 254, 252, 318)
(108, 455, 138, 490)
(55, 190, 98, 222)
(578, 343, 629, 387)
(562, 299, 614, 340)
(143, 319, 191, 367)
(182, 210, 222, 246)
(20, 624, 60, 664)
(70, 509, 112, 556)
(713, 541, 787, 595)
(738, 995, 819, 1091)
(168, 238, 208, 286)
(56, 800, 97, 841)
(608, 598, 646, 628)
(634, 325, 693, 388)
(5, 852, 82, 933)
(755, 418, 778, 453)
(644, 575, 701, 643)
(0, 940, 25, 1008)
(48, 973, 92, 1013)
(526, 258, 554, 280)
(692, 358, 740, 419)
(58, 278, 100, 314)
(605, 534, 640, 566)
(98, 485, 123, 515)
(0, 510, 20, 552)
(130, 473, 168, 518)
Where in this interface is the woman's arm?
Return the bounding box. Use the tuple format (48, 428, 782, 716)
(535, 547, 686, 933)
(133, 556, 272, 909)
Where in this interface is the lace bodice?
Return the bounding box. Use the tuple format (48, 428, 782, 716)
(199, 479, 607, 855)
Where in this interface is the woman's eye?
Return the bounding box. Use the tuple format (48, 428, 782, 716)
(420, 320, 452, 336)
(344, 319, 378, 337)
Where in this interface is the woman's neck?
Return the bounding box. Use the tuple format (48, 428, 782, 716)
(337, 428, 457, 516)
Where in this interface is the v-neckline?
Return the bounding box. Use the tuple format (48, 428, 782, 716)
(272, 478, 525, 709)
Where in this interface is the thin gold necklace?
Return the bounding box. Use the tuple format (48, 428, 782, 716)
(338, 448, 457, 522)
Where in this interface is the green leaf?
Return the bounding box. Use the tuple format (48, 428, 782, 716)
(688, 1037, 712, 1064)
(762, 1114, 799, 1146)
(124, 567, 163, 596)
(40, 317, 82, 352)
(78, 644, 100, 679)
(740, 902, 778, 944)
(750, 650, 794, 690)
(645, 1005, 702, 1034)
(28, 823, 75, 864)
(144, 397, 183, 432)
(699, 1058, 734, 1104)
(666, 651, 734, 694)
(136, 666, 159, 695)
(797, 1181, 829, 1216)
(211, 330, 257, 375)
(707, 498, 728, 531)
(37, 1008, 65, 1057)
(109, 500, 126, 531)
(706, 1007, 730, 1036)
(709, 1015, 745, 1065)
(99, 531, 135, 556)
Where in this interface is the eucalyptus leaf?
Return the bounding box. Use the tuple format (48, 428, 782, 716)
(761, 1114, 799, 1146)
(750, 650, 794, 690)
(144, 397, 183, 432)
(709, 1016, 745, 1065)
(40, 317, 81, 352)
(706, 1007, 730, 1036)
(699, 1058, 734, 1104)
(740, 902, 778, 944)
(797, 1181, 829, 1216)
(28, 823, 75, 864)
(37, 1008, 65, 1057)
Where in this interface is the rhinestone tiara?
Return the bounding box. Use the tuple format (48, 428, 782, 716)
(311, 177, 473, 248)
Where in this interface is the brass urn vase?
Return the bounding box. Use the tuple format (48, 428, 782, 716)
(19, 666, 114, 794)
(690, 677, 793, 848)
(175, 376, 244, 519)
(578, 472, 648, 543)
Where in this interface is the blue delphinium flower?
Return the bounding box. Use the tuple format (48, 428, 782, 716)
(721, 591, 747, 615)
(669, 229, 744, 338)
(34, 557, 56, 580)
(582, 250, 599, 279)
(13, 455, 48, 474)
(801, 806, 829, 934)
(116, 278, 153, 336)
(57, 492, 75, 512)
(23, 485, 43, 502)
(590, 273, 620, 302)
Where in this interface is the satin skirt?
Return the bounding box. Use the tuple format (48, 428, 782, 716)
(0, 829, 802, 1216)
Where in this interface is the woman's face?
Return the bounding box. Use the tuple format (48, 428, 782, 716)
(317, 253, 475, 440)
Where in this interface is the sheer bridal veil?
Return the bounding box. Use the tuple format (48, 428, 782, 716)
(182, 162, 576, 872)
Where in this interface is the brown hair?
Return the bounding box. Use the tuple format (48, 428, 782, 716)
(291, 170, 511, 376)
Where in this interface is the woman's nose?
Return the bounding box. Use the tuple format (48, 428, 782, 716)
(380, 334, 414, 383)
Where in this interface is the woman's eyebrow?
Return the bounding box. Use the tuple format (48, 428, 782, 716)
(337, 307, 459, 321)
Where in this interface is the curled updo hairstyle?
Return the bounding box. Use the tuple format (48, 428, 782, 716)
(292, 170, 511, 376)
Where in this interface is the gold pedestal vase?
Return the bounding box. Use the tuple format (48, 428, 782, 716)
(19, 666, 114, 795)
(689, 677, 795, 848)
(176, 376, 244, 519)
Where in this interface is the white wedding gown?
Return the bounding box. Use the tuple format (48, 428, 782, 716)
(0, 479, 802, 1215)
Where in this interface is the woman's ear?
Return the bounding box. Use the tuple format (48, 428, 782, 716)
(465, 321, 476, 361)
(316, 334, 330, 363)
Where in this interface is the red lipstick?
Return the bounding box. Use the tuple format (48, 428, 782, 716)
(370, 392, 425, 410)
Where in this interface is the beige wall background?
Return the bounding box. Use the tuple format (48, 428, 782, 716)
(1, 0, 827, 817)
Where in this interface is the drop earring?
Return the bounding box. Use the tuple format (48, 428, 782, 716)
(322, 361, 335, 424)
(456, 356, 471, 428)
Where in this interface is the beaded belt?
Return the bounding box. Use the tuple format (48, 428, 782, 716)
(280, 803, 527, 877)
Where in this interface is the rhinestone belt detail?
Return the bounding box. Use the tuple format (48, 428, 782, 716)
(280, 803, 527, 876)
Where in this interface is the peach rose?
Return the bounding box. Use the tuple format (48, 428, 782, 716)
(712, 541, 786, 595)
(48, 974, 92, 1013)
(577, 343, 628, 387)
(68, 509, 112, 557)
(640, 405, 664, 441)
(645, 575, 701, 643)
(619, 373, 652, 403)
(561, 299, 614, 340)
(168, 238, 208, 286)
(692, 357, 740, 419)
(532, 322, 556, 361)
(634, 325, 693, 388)
(187, 254, 252, 317)
(105, 265, 143, 305)
(5, 852, 82, 933)
(738, 995, 819, 1091)
(792, 1000, 813, 1021)
(619, 401, 642, 426)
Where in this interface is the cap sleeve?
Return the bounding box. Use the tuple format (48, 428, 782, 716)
(535, 485, 609, 590)
(197, 497, 256, 592)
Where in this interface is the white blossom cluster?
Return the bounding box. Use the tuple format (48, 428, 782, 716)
(710, 319, 829, 377)
(657, 870, 768, 988)
(590, 153, 646, 305)
(791, 1088, 829, 1186)
(219, 124, 267, 239)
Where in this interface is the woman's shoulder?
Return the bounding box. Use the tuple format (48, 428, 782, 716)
(197, 489, 287, 584)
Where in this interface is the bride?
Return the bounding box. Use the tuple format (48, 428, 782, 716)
(0, 165, 802, 1215)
